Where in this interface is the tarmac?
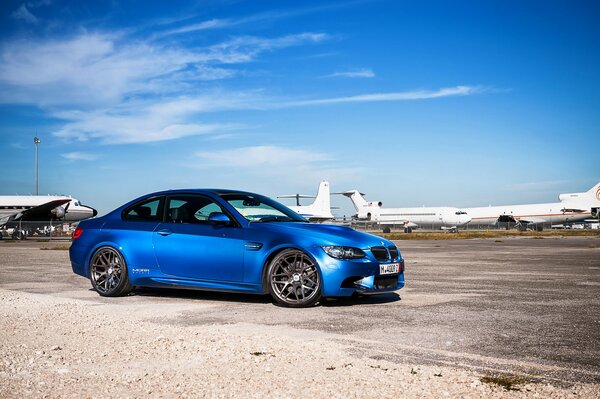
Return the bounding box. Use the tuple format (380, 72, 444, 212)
(1, 236, 599, 396)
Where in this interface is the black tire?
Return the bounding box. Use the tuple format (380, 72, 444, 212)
(89, 246, 132, 297)
(267, 249, 321, 308)
(382, 226, 391, 234)
(404, 227, 413, 233)
(13, 230, 25, 240)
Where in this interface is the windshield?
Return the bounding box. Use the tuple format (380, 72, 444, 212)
(220, 193, 307, 223)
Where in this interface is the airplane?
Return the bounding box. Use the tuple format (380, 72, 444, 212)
(463, 182, 600, 230)
(339, 190, 471, 232)
(278, 180, 334, 222)
(0, 195, 97, 239)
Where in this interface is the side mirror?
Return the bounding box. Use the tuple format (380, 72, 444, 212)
(208, 212, 231, 225)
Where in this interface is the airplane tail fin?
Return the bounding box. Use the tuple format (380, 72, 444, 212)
(588, 182, 600, 202)
(312, 181, 331, 214)
(333, 190, 367, 212)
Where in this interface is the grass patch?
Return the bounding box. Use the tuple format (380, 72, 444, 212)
(40, 245, 71, 250)
(480, 374, 537, 391)
(377, 230, 600, 241)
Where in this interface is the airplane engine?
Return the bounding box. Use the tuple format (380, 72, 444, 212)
(559, 193, 583, 202)
(51, 206, 66, 219)
(592, 207, 599, 219)
(356, 211, 372, 220)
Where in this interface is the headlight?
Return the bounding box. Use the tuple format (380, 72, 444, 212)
(322, 246, 366, 259)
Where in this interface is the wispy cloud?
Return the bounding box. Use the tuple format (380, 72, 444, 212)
(158, 2, 365, 37)
(0, 32, 328, 107)
(161, 18, 230, 35)
(325, 69, 375, 78)
(50, 86, 483, 144)
(204, 33, 329, 64)
(0, 26, 485, 146)
(196, 145, 332, 167)
(193, 145, 365, 185)
(52, 98, 243, 144)
(61, 152, 101, 161)
(283, 86, 483, 107)
(11, 4, 38, 24)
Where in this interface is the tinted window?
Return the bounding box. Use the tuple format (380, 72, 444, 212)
(122, 197, 164, 222)
(220, 193, 306, 222)
(167, 195, 226, 224)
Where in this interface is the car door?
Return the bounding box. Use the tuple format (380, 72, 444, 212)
(153, 194, 244, 282)
(116, 195, 165, 271)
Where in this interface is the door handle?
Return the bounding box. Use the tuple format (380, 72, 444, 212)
(157, 230, 172, 236)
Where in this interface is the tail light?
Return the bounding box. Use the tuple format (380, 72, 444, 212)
(72, 227, 83, 240)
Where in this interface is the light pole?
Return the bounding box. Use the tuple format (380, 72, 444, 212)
(34, 136, 40, 195)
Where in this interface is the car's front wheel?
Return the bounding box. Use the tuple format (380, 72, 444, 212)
(90, 246, 132, 297)
(268, 249, 321, 307)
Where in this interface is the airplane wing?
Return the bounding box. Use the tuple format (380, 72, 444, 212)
(560, 208, 587, 213)
(497, 215, 547, 224)
(12, 199, 72, 221)
(515, 216, 547, 224)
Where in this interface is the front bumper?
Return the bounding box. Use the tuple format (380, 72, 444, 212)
(312, 247, 405, 297)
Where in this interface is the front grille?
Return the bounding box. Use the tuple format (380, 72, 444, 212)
(374, 276, 398, 290)
(388, 246, 398, 260)
(370, 246, 389, 261)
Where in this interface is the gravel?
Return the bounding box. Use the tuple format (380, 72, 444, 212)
(1, 288, 598, 398)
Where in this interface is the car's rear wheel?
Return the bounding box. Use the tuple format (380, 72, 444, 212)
(268, 249, 321, 307)
(90, 246, 132, 297)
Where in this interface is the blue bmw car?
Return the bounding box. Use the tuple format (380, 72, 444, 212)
(70, 189, 405, 307)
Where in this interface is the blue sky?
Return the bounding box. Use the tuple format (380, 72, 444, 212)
(1, 0, 599, 216)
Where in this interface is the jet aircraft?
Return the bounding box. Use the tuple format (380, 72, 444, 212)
(0, 195, 97, 239)
(463, 182, 600, 230)
(340, 190, 471, 232)
(278, 181, 334, 222)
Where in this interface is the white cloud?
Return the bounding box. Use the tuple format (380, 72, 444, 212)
(158, 3, 355, 37)
(325, 69, 375, 78)
(0, 32, 328, 107)
(0, 29, 485, 146)
(60, 152, 100, 161)
(162, 18, 229, 35)
(285, 86, 482, 107)
(192, 145, 365, 187)
(195, 145, 332, 167)
(11, 4, 38, 24)
(203, 33, 329, 64)
(52, 98, 242, 145)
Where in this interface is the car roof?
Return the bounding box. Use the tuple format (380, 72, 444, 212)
(148, 188, 259, 196)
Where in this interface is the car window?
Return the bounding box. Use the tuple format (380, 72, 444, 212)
(167, 195, 226, 224)
(122, 197, 164, 222)
(220, 193, 306, 222)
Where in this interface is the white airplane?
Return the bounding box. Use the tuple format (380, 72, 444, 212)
(278, 180, 334, 222)
(464, 182, 600, 230)
(0, 195, 97, 239)
(340, 190, 471, 232)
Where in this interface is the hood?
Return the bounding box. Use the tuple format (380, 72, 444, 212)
(251, 222, 395, 249)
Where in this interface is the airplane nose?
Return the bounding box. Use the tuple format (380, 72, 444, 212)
(89, 206, 98, 217)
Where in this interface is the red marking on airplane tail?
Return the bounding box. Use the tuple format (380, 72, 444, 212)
(596, 186, 600, 201)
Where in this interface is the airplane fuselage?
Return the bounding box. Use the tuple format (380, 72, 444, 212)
(370, 206, 471, 227)
(0, 195, 97, 225)
(465, 201, 593, 226)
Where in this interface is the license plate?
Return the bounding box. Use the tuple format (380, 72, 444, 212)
(379, 263, 399, 275)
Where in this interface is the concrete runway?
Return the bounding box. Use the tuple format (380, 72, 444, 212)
(1, 236, 599, 385)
